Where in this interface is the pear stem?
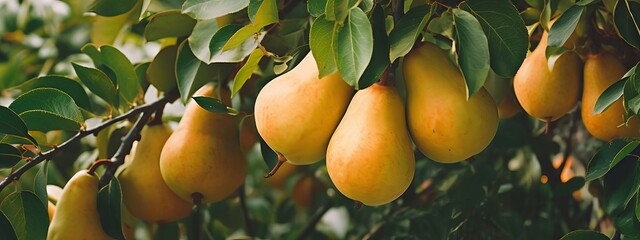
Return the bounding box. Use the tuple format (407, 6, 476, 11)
(544, 118, 552, 135)
(0, 91, 178, 193)
(191, 192, 204, 240)
(354, 200, 363, 209)
(264, 152, 287, 178)
(87, 159, 113, 175)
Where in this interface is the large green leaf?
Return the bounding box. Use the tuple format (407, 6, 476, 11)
(334, 7, 373, 88)
(90, 0, 143, 46)
(451, 8, 490, 98)
(81, 45, 141, 106)
(232, 49, 264, 96)
(325, 0, 350, 23)
(602, 159, 640, 213)
(0, 212, 17, 240)
(33, 161, 48, 208)
(560, 230, 609, 240)
(308, 0, 328, 17)
(0, 106, 37, 144)
(586, 139, 638, 181)
(389, 5, 433, 62)
(309, 15, 338, 78)
(594, 78, 626, 114)
(147, 45, 179, 92)
(213, 25, 265, 63)
(72, 63, 118, 107)
(144, 10, 197, 41)
(460, 0, 528, 77)
(0, 191, 49, 240)
(9, 88, 84, 132)
(548, 5, 584, 49)
(182, 0, 249, 20)
(614, 0, 640, 49)
(89, 0, 137, 17)
(17, 76, 92, 111)
(175, 41, 220, 102)
(221, 0, 278, 51)
(0, 143, 21, 169)
(189, 19, 220, 62)
(134, 62, 151, 93)
(98, 177, 124, 240)
(358, 5, 390, 89)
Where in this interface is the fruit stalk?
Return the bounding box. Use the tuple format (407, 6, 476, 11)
(0, 91, 178, 193)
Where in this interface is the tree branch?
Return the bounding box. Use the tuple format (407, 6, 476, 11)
(296, 200, 332, 240)
(0, 92, 178, 193)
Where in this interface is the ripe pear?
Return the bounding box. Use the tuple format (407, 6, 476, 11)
(47, 201, 55, 221)
(160, 84, 247, 203)
(498, 86, 522, 119)
(513, 30, 581, 122)
(326, 83, 415, 206)
(403, 43, 499, 163)
(119, 124, 192, 223)
(581, 51, 639, 140)
(254, 53, 354, 165)
(47, 170, 111, 240)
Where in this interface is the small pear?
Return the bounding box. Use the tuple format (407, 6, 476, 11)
(513, 31, 582, 122)
(47, 170, 111, 240)
(581, 51, 639, 140)
(119, 124, 192, 223)
(160, 84, 247, 203)
(254, 53, 354, 165)
(403, 42, 499, 163)
(291, 175, 324, 208)
(327, 83, 415, 206)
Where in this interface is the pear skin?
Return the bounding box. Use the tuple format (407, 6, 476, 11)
(47, 201, 55, 222)
(47, 170, 111, 240)
(254, 53, 354, 165)
(160, 84, 247, 203)
(403, 42, 499, 163)
(119, 124, 192, 223)
(498, 86, 522, 119)
(582, 51, 639, 140)
(326, 83, 415, 206)
(291, 175, 323, 208)
(513, 31, 582, 121)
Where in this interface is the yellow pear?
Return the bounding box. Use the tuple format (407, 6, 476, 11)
(160, 84, 247, 203)
(403, 42, 499, 163)
(581, 51, 639, 141)
(513, 31, 581, 122)
(47, 170, 111, 240)
(326, 83, 415, 206)
(47, 201, 55, 222)
(254, 53, 354, 165)
(119, 124, 192, 223)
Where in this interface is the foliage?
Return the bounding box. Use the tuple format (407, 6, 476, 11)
(0, 0, 639, 239)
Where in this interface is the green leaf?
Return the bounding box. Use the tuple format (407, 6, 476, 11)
(33, 161, 48, 208)
(98, 177, 124, 240)
(89, 0, 137, 17)
(0, 212, 17, 240)
(259, 138, 278, 171)
(81, 45, 141, 106)
(189, 19, 220, 63)
(144, 10, 197, 41)
(594, 78, 625, 114)
(308, 0, 328, 17)
(155, 222, 180, 240)
(389, 5, 433, 62)
(548, 5, 584, 48)
(358, 5, 390, 89)
(0, 143, 21, 169)
(553, 177, 585, 197)
(192, 97, 238, 115)
(540, 0, 560, 31)
(325, 0, 350, 23)
(176, 41, 220, 102)
(460, 0, 528, 77)
(232, 49, 264, 96)
(134, 62, 151, 93)
(602, 159, 640, 213)
(611, 200, 640, 237)
(0, 106, 37, 144)
(222, 25, 260, 52)
(623, 164, 640, 208)
(576, 0, 601, 6)
(147, 45, 179, 92)
(72, 63, 118, 107)
(0, 191, 49, 240)
(334, 7, 373, 88)
(636, 193, 640, 221)
(309, 15, 338, 78)
(182, 0, 249, 20)
(560, 230, 609, 240)
(222, 0, 277, 51)
(451, 8, 490, 98)
(614, 0, 640, 49)
(90, 0, 143, 46)
(9, 88, 84, 132)
(17, 76, 92, 111)
(586, 139, 637, 181)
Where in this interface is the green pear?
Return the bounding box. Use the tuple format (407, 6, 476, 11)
(254, 53, 354, 165)
(327, 83, 415, 206)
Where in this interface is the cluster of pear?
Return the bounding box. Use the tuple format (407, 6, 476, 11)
(47, 85, 248, 239)
(254, 42, 499, 206)
(513, 26, 639, 140)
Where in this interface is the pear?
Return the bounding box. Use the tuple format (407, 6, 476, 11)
(254, 53, 354, 165)
(513, 30, 581, 122)
(582, 51, 639, 141)
(119, 124, 192, 223)
(403, 42, 499, 163)
(160, 84, 247, 203)
(498, 85, 522, 119)
(47, 201, 55, 221)
(326, 83, 415, 206)
(291, 175, 324, 208)
(47, 170, 111, 240)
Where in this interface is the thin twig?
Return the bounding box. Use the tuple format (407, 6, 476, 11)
(296, 200, 332, 240)
(238, 184, 255, 237)
(192, 193, 204, 240)
(0, 92, 178, 193)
